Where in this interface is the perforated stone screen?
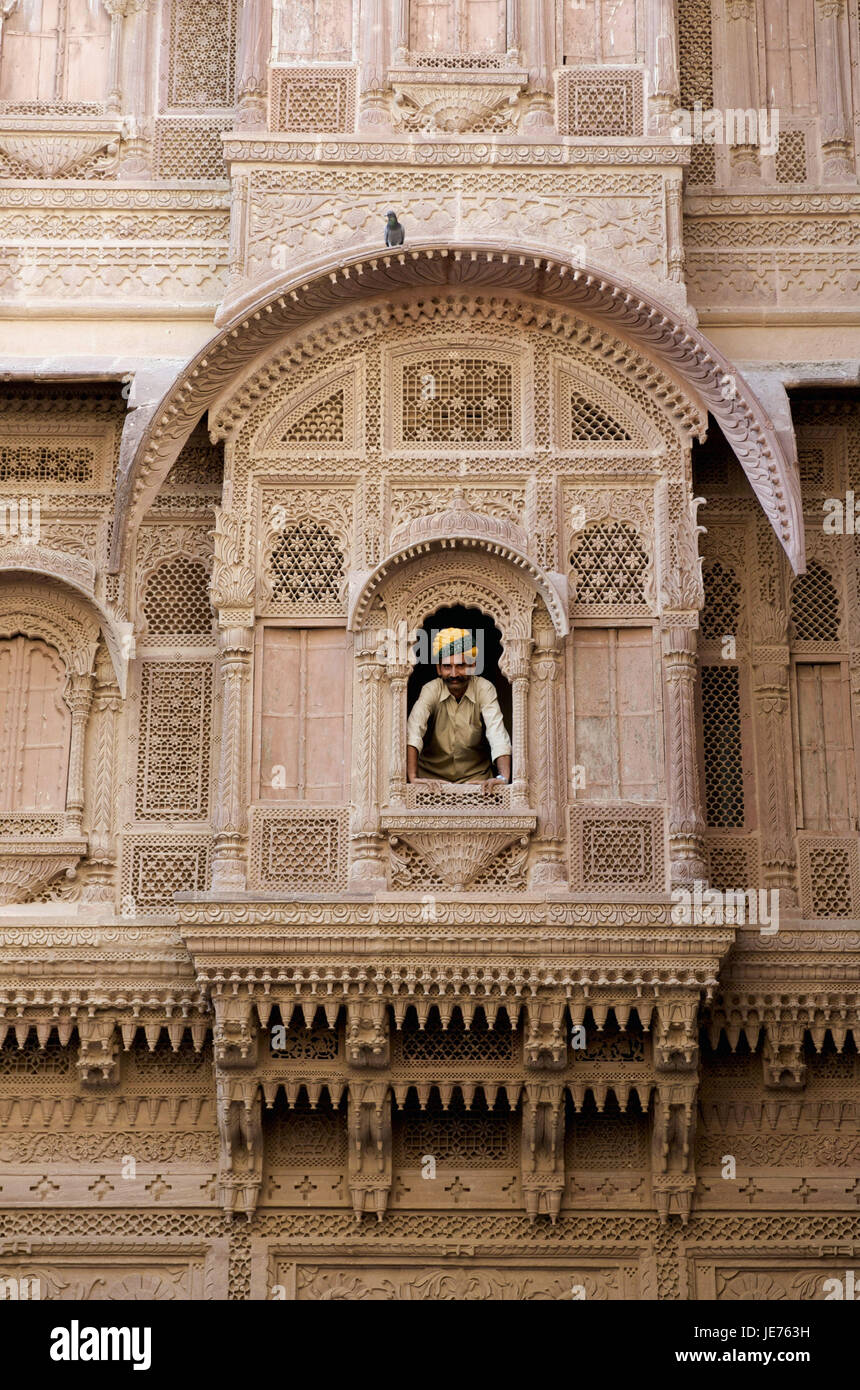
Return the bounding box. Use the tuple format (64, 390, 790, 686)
(265, 522, 346, 617)
(167, 0, 237, 108)
(700, 561, 741, 643)
(790, 561, 840, 643)
(701, 666, 744, 828)
(142, 557, 214, 645)
(569, 522, 650, 609)
(248, 807, 349, 891)
(399, 356, 514, 446)
(568, 805, 666, 892)
(269, 66, 356, 134)
(135, 663, 213, 820)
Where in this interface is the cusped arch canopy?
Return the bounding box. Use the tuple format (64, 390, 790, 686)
(110, 240, 805, 575)
(350, 490, 568, 637)
(0, 555, 131, 695)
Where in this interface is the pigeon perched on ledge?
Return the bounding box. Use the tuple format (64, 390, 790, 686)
(384, 211, 405, 247)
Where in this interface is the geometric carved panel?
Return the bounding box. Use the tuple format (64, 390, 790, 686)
(142, 557, 214, 645)
(389, 349, 521, 450)
(797, 834, 860, 919)
(705, 833, 759, 891)
(269, 66, 356, 134)
(153, 117, 232, 179)
(120, 835, 213, 912)
(167, 0, 238, 108)
(701, 665, 744, 829)
(248, 807, 349, 891)
(393, 1104, 517, 1168)
(556, 68, 643, 137)
(568, 804, 666, 892)
(135, 663, 212, 820)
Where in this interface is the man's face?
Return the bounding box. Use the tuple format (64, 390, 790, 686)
(437, 657, 475, 698)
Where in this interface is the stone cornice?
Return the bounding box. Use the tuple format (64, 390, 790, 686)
(221, 136, 691, 167)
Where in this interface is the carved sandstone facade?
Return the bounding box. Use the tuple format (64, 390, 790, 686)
(0, 0, 859, 1302)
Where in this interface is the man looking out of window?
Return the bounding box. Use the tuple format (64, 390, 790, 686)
(406, 628, 512, 794)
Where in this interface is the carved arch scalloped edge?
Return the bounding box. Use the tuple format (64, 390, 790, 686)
(348, 535, 569, 638)
(0, 568, 130, 696)
(110, 240, 805, 576)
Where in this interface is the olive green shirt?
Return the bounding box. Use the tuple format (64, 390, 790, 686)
(406, 676, 512, 783)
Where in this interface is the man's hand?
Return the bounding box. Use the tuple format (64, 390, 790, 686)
(480, 777, 505, 796)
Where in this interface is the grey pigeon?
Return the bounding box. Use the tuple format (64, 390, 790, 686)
(384, 211, 405, 247)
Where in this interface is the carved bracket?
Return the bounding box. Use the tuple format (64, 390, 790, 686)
(348, 1081, 392, 1221)
(520, 1082, 565, 1223)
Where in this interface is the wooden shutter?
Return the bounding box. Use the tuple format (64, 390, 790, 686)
(257, 626, 351, 802)
(573, 627, 660, 801)
(0, 636, 70, 812)
(795, 662, 854, 832)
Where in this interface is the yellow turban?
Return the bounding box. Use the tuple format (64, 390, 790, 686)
(433, 627, 478, 662)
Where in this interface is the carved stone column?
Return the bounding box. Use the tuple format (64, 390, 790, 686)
(392, 0, 409, 65)
(646, 0, 679, 134)
(81, 648, 121, 902)
(505, 0, 520, 62)
(528, 620, 566, 886)
(211, 627, 253, 891)
(650, 992, 700, 1224)
(349, 628, 387, 891)
(359, 0, 391, 128)
(387, 659, 412, 808)
(102, 0, 127, 114)
(522, 0, 553, 130)
(666, 177, 685, 283)
(723, 0, 760, 181)
(210, 510, 256, 893)
(64, 673, 94, 837)
(814, 0, 853, 179)
(500, 636, 532, 809)
(236, 0, 271, 130)
(663, 625, 707, 884)
(117, 0, 154, 178)
(752, 650, 798, 904)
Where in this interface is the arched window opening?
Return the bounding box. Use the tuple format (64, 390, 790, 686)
(406, 604, 512, 785)
(0, 635, 70, 812)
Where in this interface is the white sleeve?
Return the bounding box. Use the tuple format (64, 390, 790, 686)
(478, 682, 512, 761)
(406, 681, 438, 751)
